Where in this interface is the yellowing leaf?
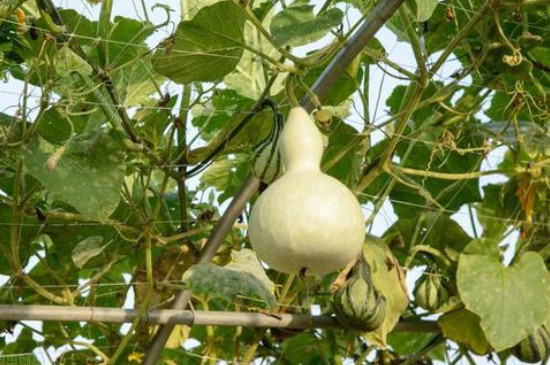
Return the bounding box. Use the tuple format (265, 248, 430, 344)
(166, 325, 190, 349)
(128, 352, 143, 362)
(438, 309, 491, 355)
(362, 236, 409, 347)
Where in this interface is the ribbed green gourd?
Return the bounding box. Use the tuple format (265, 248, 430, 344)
(513, 325, 550, 363)
(251, 113, 283, 184)
(332, 256, 387, 332)
(413, 268, 449, 311)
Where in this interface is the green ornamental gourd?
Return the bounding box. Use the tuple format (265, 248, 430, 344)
(332, 256, 386, 332)
(248, 107, 365, 275)
(413, 268, 449, 311)
(513, 325, 550, 363)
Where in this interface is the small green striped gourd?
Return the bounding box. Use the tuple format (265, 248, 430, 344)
(333, 256, 387, 332)
(413, 269, 449, 311)
(513, 325, 550, 363)
(251, 113, 283, 184)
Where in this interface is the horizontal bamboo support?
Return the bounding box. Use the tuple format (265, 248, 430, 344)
(0, 305, 440, 332)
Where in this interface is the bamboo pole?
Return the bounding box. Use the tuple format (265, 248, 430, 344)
(144, 0, 407, 362)
(0, 304, 440, 332)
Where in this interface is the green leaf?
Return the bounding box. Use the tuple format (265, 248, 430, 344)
(115, 59, 165, 108)
(388, 332, 443, 359)
(414, 0, 438, 22)
(190, 89, 254, 142)
(303, 66, 363, 106)
(457, 239, 550, 351)
(477, 183, 520, 240)
(182, 253, 275, 307)
(342, 0, 378, 14)
(225, 249, 275, 293)
(224, 8, 284, 99)
(200, 153, 251, 204)
(102, 16, 155, 68)
(36, 107, 90, 145)
(72, 236, 109, 269)
(23, 133, 125, 222)
(134, 97, 176, 147)
(2, 328, 40, 361)
(270, 5, 343, 47)
(384, 212, 472, 265)
(152, 1, 246, 84)
(280, 333, 332, 365)
(322, 120, 363, 187)
(438, 308, 492, 355)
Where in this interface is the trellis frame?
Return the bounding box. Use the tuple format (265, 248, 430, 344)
(0, 304, 440, 332)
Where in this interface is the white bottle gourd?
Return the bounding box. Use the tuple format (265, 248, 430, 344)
(249, 107, 365, 275)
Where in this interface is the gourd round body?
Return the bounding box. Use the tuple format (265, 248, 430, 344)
(248, 107, 365, 275)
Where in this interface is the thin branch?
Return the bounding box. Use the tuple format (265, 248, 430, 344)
(429, 0, 492, 75)
(398, 6, 426, 75)
(390, 164, 518, 180)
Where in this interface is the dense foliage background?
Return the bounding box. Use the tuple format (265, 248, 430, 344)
(0, 0, 549, 363)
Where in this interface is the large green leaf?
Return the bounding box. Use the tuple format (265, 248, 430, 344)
(438, 308, 491, 355)
(457, 239, 550, 351)
(414, 0, 438, 22)
(190, 89, 253, 142)
(152, 1, 246, 84)
(224, 7, 284, 100)
(115, 59, 165, 108)
(270, 5, 343, 47)
(182, 249, 275, 307)
(100, 16, 155, 68)
(23, 132, 125, 222)
(200, 153, 251, 204)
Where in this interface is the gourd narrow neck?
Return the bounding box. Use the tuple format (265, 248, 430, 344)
(279, 107, 324, 172)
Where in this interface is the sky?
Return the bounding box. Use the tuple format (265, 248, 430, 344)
(0, 0, 525, 364)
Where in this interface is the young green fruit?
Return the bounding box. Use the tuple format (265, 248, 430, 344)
(413, 269, 449, 311)
(513, 325, 550, 363)
(248, 107, 365, 275)
(332, 256, 386, 332)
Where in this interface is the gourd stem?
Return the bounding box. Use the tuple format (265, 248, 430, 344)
(297, 77, 322, 110)
(142, 0, 407, 361)
(285, 75, 300, 107)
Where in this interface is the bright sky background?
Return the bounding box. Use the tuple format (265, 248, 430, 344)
(0, 0, 525, 364)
